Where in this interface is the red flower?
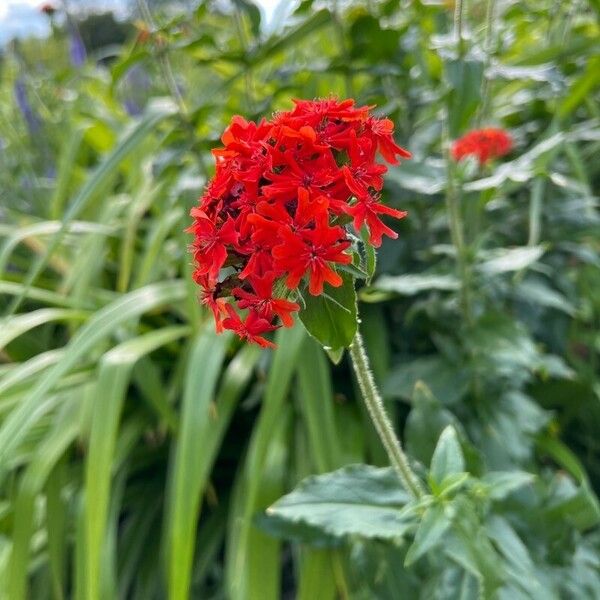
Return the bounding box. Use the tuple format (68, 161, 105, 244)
(221, 305, 277, 348)
(39, 3, 57, 15)
(341, 136, 387, 199)
(451, 128, 512, 165)
(273, 222, 351, 296)
(365, 117, 412, 165)
(233, 274, 299, 327)
(187, 210, 238, 282)
(196, 274, 227, 333)
(346, 195, 408, 248)
(188, 98, 410, 346)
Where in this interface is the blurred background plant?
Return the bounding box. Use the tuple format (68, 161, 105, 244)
(0, 0, 599, 598)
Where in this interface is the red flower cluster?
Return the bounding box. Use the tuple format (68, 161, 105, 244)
(188, 98, 410, 347)
(451, 128, 512, 165)
(39, 3, 57, 15)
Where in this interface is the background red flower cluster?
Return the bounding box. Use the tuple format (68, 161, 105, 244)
(451, 128, 513, 165)
(187, 98, 410, 346)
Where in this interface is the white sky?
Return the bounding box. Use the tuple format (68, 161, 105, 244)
(0, 0, 287, 44)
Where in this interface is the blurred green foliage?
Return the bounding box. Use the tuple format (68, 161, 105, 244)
(0, 0, 599, 598)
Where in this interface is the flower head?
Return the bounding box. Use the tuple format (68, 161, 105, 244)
(451, 128, 512, 165)
(188, 98, 409, 345)
(39, 3, 57, 16)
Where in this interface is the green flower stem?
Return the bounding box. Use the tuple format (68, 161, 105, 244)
(527, 176, 545, 247)
(477, 0, 496, 126)
(349, 330, 425, 499)
(444, 144, 474, 326)
(136, 0, 209, 178)
(454, 0, 466, 59)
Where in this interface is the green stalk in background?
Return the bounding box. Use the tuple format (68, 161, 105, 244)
(444, 136, 474, 326)
(477, 0, 496, 126)
(446, 0, 474, 326)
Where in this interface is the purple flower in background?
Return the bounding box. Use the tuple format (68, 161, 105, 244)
(124, 98, 142, 117)
(69, 23, 87, 67)
(123, 65, 151, 117)
(14, 78, 41, 135)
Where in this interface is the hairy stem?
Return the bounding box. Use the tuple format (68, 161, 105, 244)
(349, 330, 425, 499)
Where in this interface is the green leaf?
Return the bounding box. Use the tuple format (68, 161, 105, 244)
(0, 219, 116, 277)
(515, 279, 576, 316)
(446, 527, 505, 598)
(445, 498, 507, 597)
(558, 56, 600, 118)
(480, 471, 535, 500)
(445, 59, 484, 136)
(485, 516, 551, 599)
(478, 246, 545, 275)
(83, 326, 190, 600)
(296, 549, 337, 600)
(366, 273, 459, 299)
(164, 328, 231, 600)
(8, 399, 80, 600)
(464, 133, 564, 193)
(478, 392, 549, 468)
(226, 326, 305, 599)
(297, 336, 341, 473)
(438, 472, 470, 497)
(338, 260, 368, 280)
(324, 347, 345, 364)
(537, 436, 600, 530)
(363, 243, 377, 285)
(232, 0, 262, 38)
(252, 9, 332, 65)
(0, 280, 187, 486)
(5, 101, 177, 316)
(405, 503, 452, 566)
(0, 308, 89, 351)
(265, 465, 414, 540)
(467, 314, 543, 384)
(430, 426, 465, 488)
(405, 382, 461, 466)
(384, 356, 470, 405)
(359, 225, 377, 284)
(386, 158, 447, 195)
(299, 273, 357, 351)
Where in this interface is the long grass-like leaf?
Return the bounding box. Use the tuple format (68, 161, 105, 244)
(0, 220, 116, 277)
(82, 325, 189, 600)
(0, 281, 187, 486)
(0, 349, 64, 398)
(226, 326, 305, 599)
(5, 102, 176, 315)
(296, 337, 348, 598)
(164, 327, 231, 600)
(7, 397, 80, 600)
(45, 459, 68, 600)
(0, 308, 89, 351)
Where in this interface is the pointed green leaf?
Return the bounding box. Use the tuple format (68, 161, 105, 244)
(430, 426, 465, 488)
(405, 503, 452, 566)
(299, 273, 357, 351)
(265, 465, 413, 540)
